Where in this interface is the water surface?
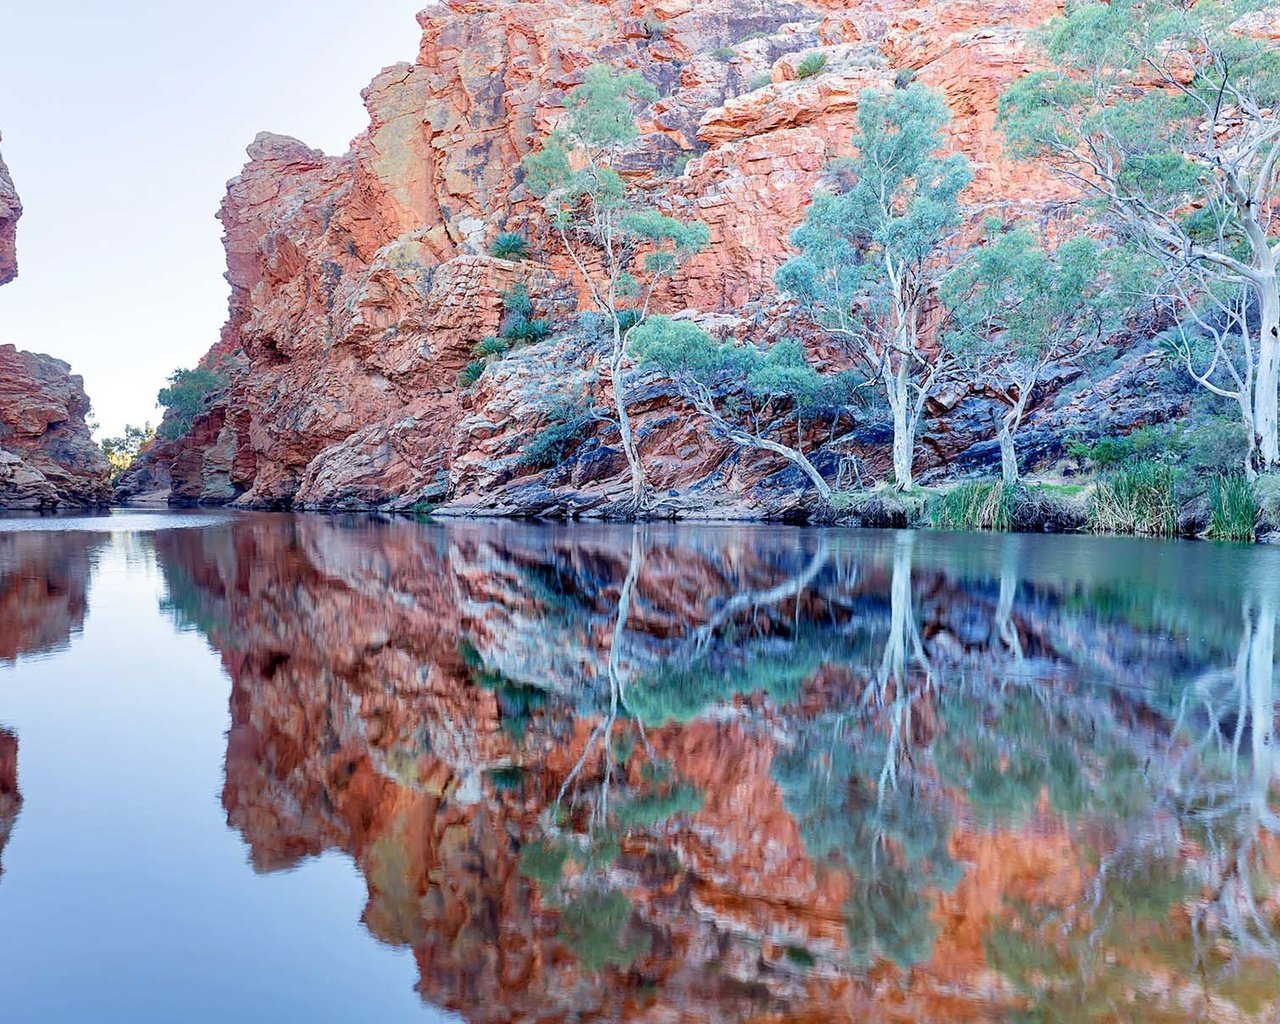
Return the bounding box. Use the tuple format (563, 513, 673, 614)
(1, 512, 1277, 1022)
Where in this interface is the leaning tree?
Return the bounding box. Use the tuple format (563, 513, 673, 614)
(999, 0, 1280, 475)
(629, 315, 862, 502)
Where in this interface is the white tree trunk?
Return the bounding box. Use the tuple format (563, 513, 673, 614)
(997, 421, 1019, 488)
(610, 324, 647, 510)
(1254, 274, 1279, 473)
(885, 357, 914, 490)
(724, 426, 833, 502)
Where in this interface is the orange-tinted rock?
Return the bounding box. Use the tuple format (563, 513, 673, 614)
(0, 135, 19, 287)
(0, 141, 110, 509)
(0, 729, 20, 878)
(0, 345, 112, 509)
(123, 0, 1172, 513)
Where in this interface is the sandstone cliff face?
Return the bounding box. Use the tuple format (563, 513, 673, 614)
(0, 345, 112, 509)
(0, 135, 19, 287)
(124, 0, 1179, 513)
(0, 138, 111, 509)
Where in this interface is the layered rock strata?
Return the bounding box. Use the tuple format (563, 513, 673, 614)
(0, 138, 111, 509)
(122, 0, 1185, 514)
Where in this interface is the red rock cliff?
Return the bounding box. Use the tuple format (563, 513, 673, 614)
(123, 0, 1180, 514)
(0, 134, 19, 287)
(0, 137, 112, 509)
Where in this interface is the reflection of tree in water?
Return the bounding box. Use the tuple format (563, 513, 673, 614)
(140, 515, 1279, 1020)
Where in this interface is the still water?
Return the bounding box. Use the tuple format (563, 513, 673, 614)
(0, 511, 1277, 1023)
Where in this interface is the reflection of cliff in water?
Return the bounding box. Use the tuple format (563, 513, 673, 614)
(0, 529, 104, 877)
(152, 518, 1280, 1023)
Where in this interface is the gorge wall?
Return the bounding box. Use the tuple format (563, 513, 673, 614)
(122, 0, 1186, 515)
(0, 137, 111, 510)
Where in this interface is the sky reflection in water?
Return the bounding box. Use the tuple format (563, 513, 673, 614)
(0, 513, 1277, 1023)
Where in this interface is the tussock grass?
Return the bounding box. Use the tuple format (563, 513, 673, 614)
(928, 480, 1015, 532)
(1090, 463, 1179, 536)
(796, 52, 828, 79)
(1207, 473, 1257, 542)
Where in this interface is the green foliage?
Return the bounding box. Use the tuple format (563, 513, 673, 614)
(489, 231, 529, 260)
(630, 315, 846, 412)
(556, 889, 650, 971)
(710, 46, 736, 62)
(156, 366, 226, 440)
(777, 84, 971, 331)
(464, 283, 553, 381)
(1069, 420, 1250, 484)
(615, 783, 704, 828)
(1067, 425, 1184, 471)
(100, 422, 154, 476)
(995, 0, 1280, 467)
(942, 221, 1127, 373)
(457, 359, 487, 388)
(776, 84, 971, 487)
(746, 73, 772, 91)
(928, 480, 1016, 532)
(627, 648, 825, 726)
(1207, 474, 1257, 542)
(473, 335, 510, 358)
(518, 405, 594, 470)
(520, 66, 707, 297)
(1090, 462, 1180, 536)
(795, 52, 828, 79)
(519, 838, 571, 887)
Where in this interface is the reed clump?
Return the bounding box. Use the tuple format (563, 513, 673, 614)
(1089, 463, 1179, 536)
(1206, 473, 1257, 542)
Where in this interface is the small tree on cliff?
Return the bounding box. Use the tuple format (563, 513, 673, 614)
(941, 223, 1127, 486)
(777, 84, 972, 490)
(999, 0, 1280, 476)
(157, 365, 226, 440)
(629, 316, 861, 501)
(100, 423, 154, 477)
(521, 64, 710, 510)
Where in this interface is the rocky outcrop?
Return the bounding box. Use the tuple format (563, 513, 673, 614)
(0, 138, 111, 510)
(0, 346, 112, 509)
(0, 134, 19, 286)
(121, 0, 1181, 514)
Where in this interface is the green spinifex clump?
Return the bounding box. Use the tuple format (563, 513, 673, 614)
(488, 231, 529, 260)
(457, 283, 552, 388)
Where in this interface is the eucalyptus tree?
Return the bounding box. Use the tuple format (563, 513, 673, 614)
(522, 64, 710, 509)
(629, 315, 861, 502)
(942, 223, 1125, 486)
(999, 0, 1280, 474)
(777, 84, 972, 490)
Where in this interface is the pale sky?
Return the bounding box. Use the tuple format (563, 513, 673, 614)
(0, 0, 423, 437)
